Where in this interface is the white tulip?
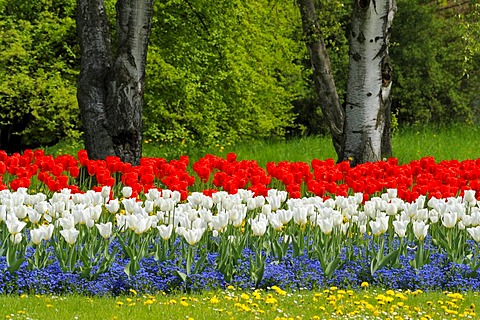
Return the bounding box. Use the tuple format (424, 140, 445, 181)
(464, 190, 476, 203)
(14, 205, 27, 219)
(341, 222, 350, 235)
(101, 186, 111, 200)
(266, 213, 282, 231)
(146, 188, 161, 201)
(122, 186, 133, 198)
(277, 209, 293, 225)
(40, 224, 54, 241)
(0, 205, 6, 221)
(293, 207, 308, 225)
(442, 211, 457, 228)
(27, 208, 42, 224)
(105, 199, 120, 214)
(183, 228, 205, 246)
(6, 215, 27, 235)
(10, 233, 23, 244)
(210, 213, 229, 232)
(386, 203, 398, 216)
(387, 189, 398, 199)
(467, 226, 480, 242)
(89, 206, 102, 221)
(392, 220, 409, 238)
(60, 228, 80, 245)
(359, 224, 367, 234)
(413, 220, 429, 241)
(157, 224, 173, 240)
(30, 228, 44, 245)
(318, 218, 333, 235)
(122, 198, 137, 214)
(251, 219, 267, 237)
(96, 222, 113, 239)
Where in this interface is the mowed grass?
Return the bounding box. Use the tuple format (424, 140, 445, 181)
(43, 124, 480, 165)
(1, 287, 478, 320)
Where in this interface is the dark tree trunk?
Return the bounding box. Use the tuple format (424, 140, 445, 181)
(76, 0, 154, 165)
(297, 0, 345, 161)
(76, 0, 115, 160)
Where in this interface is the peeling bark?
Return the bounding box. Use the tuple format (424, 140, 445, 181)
(297, 0, 345, 160)
(343, 0, 396, 165)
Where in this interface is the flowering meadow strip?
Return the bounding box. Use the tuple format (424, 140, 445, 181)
(0, 186, 480, 295)
(3, 150, 480, 202)
(1, 287, 478, 319)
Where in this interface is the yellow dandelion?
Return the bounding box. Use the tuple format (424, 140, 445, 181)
(116, 301, 124, 306)
(227, 285, 235, 290)
(395, 292, 407, 301)
(143, 299, 154, 306)
(241, 293, 250, 300)
(180, 301, 189, 307)
(447, 292, 464, 300)
(271, 286, 287, 296)
(17, 310, 25, 315)
(129, 288, 137, 296)
(361, 282, 369, 288)
(386, 289, 395, 296)
(210, 296, 220, 304)
(265, 295, 278, 304)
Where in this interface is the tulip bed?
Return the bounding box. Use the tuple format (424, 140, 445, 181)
(1, 150, 480, 295)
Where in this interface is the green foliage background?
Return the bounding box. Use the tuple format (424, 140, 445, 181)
(0, 0, 478, 153)
(0, 0, 80, 146)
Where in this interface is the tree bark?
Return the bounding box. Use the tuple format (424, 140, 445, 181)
(297, 0, 345, 160)
(76, 0, 115, 160)
(106, 0, 153, 165)
(343, 0, 396, 166)
(76, 0, 154, 165)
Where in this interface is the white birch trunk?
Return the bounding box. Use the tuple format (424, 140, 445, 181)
(343, 0, 396, 165)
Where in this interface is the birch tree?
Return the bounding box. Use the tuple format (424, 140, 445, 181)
(76, 0, 154, 165)
(298, 0, 396, 165)
(343, 0, 396, 165)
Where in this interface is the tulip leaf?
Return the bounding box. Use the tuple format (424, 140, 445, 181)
(7, 257, 25, 273)
(176, 271, 188, 282)
(324, 256, 344, 279)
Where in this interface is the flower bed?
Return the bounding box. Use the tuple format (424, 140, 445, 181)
(1, 150, 480, 295)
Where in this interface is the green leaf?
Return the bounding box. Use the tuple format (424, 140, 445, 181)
(176, 271, 188, 282)
(324, 256, 344, 279)
(7, 257, 25, 273)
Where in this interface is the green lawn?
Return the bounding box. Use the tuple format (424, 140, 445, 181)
(1, 287, 478, 319)
(43, 124, 480, 165)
